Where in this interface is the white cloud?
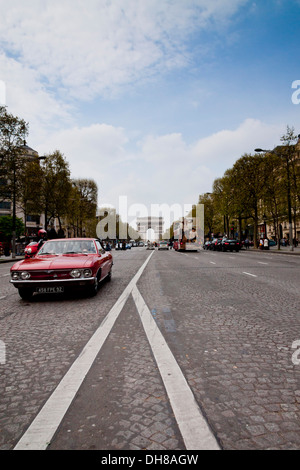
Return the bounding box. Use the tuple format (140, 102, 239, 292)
(37, 117, 283, 219)
(0, 0, 249, 101)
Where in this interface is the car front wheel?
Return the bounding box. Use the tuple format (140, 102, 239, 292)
(18, 288, 34, 301)
(87, 276, 99, 297)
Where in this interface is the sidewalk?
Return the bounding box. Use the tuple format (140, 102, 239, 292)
(0, 254, 25, 263)
(250, 245, 300, 255)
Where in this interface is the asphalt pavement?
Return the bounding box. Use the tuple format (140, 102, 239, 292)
(0, 247, 300, 451)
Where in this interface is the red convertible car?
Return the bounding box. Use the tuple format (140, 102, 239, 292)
(10, 238, 113, 300)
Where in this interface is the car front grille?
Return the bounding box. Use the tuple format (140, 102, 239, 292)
(28, 270, 71, 280)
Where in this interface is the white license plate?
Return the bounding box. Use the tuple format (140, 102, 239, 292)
(36, 286, 64, 294)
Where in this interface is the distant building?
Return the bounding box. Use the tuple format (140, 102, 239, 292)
(136, 216, 164, 241)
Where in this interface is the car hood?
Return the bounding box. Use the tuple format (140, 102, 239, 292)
(11, 254, 97, 271)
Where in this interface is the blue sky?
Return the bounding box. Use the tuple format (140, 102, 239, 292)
(1, 0, 300, 225)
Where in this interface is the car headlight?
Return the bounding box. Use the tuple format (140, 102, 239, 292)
(70, 269, 82, 278)
(83, 269, 92, 278)
(11, 272, 20, 280)
(20, 271, 31, 280)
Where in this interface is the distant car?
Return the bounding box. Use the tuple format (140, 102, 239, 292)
(10, 238, 113, 300)
(146, 243, 155, 250)
(138, 242, 144, 247)
(210, 238, 222, 251)
(268, 240, 277, 247)
(220, 238, 240, 252)
(24, 241, 39, 258)
(158, 241, 169, 250)
(203, 241, 211, 250)
(126, 243, 131, 249)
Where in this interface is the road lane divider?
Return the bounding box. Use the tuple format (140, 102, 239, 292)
(242, 272, 257, 277)
(14, 252, 154, 451)
(132, 285, 220, 451)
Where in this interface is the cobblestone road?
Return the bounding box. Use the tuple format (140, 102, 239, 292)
(0, 248, 299, 450)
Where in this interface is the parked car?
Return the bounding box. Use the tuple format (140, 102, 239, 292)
(158, 241, 169, 250)
(220, 238, 241, 252)
(203, 241, 211, 250)
(10, 238, 113, 300)
(210, 238, 222, 251)
(268, 239, 277, 247)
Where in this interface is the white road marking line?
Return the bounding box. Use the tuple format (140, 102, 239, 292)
(132, 285, 220, 451)
(243, 272, 257, 277)
(257, 261, 268, 265)
(1, 273, 9, 277)
(14, 252, 154, 451)
(0, 296, 6, 300)
(210, 261, 216, 265)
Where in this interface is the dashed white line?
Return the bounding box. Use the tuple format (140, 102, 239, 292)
(257, 261, 268, 265)
(243, 272, 257, 277)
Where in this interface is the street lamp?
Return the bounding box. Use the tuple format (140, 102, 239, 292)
(262, 213, 267, 239)
(255, 147, 294, 252)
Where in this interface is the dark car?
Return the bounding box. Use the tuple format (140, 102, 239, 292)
(210, 238, 222, 251)
(10, 238, 113, 300)
(220, 238, 241, 252)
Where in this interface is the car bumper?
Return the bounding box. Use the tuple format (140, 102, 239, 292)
(10, 277, 96, 289)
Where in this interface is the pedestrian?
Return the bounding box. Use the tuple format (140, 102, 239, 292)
(245, 237, 249, 249)
(37, 229, 47, 250)
(264, 238, 269, 250)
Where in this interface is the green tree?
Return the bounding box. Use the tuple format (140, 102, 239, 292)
(69, 179, 98, 237)
(228, 153, 267, 248)
(262, 151, 286, 248)
(0, 215, 25, 239)
(16, 158, 44, 229)
(41, 151, 72, 230)
(0, 106, 29, 204)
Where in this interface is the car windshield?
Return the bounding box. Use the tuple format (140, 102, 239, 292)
(38, 240, 97, 255)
